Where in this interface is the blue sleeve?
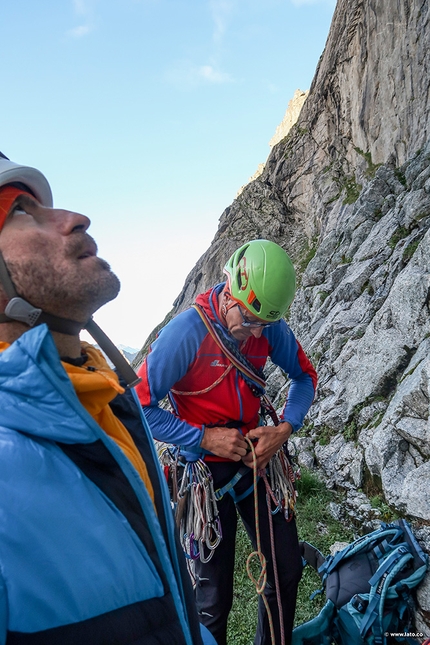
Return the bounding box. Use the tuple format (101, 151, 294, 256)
(0, 574, 6, 645)
(143, 406, 206, 447)
(265, 321, 317, 432)
(139, 309, 208, 449)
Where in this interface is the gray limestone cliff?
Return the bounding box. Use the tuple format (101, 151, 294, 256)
(235, 89, 309, 197)
(134, 0, 430, 629)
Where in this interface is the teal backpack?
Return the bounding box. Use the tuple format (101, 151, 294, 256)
(292, 519, 428, 645)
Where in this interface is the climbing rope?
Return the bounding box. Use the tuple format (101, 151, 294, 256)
(191, 303, 266, 397)
(244, 438, 300, 645)
(159, 438, 298, 645)
(171, 363, 234, 396)
(245, 437, 282, 645)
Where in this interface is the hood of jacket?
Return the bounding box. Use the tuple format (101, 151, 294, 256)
(195, 282, 225, 324)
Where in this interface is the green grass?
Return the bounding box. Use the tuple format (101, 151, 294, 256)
(293, 470, 354, 625)
(353, 147, 382, 178)
(226, 468, 354, 643)
(389, 226, 409, 249)
(402, 239, 420, 262)
(227, 527, 258, 645)
(297, 238, 318, 275)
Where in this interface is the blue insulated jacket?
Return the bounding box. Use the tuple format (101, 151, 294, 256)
(0, 326, 214, 645)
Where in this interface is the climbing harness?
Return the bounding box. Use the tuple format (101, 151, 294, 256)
(159, 302, 299, 576)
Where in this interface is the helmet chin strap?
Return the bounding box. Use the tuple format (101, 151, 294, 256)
(0, 250, 141, 388)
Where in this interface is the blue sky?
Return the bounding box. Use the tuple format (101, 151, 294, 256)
(1, 0, 335, 349)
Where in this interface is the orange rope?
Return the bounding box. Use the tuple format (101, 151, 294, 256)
(171, 364, 233, 396)
(261, 472, 285, 644)
(245, 437, 276, 645)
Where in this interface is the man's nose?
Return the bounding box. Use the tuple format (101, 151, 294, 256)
(250, 326, 264, 338)
(50, 208, 91, 234)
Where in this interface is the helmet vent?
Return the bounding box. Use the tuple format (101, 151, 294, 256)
(237, 247, 248, 261)
(251, 298, 261, 313)
(237, 269, 242, 289)
(235, 246, 248, 290)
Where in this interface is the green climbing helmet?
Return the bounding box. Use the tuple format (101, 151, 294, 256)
(223, 239, 296, 321)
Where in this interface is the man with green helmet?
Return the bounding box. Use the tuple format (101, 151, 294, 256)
(136, 239, 318, 645)
(224, 238, 296, 323)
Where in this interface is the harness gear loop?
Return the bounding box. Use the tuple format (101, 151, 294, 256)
(159, 447, 221, 567)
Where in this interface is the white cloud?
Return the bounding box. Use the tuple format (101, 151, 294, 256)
(68, 24, 92, 38)
(67, 0, 95, 37)
(165, 60, 234, 86)
(73, 0, 90, 15)
(198, 65, 233, 83)
(164, 1, 238, 86)
(209, 0, 235, 43)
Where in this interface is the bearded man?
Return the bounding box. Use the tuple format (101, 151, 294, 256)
(0, 152, 215, 645)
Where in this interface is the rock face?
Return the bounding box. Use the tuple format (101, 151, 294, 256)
(236, 89, 308, 197)
(135, 0, 430, 629)
(269, 89, 309, 149)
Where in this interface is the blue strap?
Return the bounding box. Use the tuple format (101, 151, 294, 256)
(214, 466, 249, 500)
(319, 546, 350, 576)
(360, 587, 383, 637)
(368, 545, 410, 586)
(319, 527, 405, 578)
(361, 547, 413, 638)
(373, 539, 391, 559)
(230, 482, 255, 503)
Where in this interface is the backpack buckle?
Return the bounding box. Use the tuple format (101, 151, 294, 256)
(350, 594, 368, 613)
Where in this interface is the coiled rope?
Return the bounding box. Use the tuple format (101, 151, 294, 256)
(245, 437, 285, 645)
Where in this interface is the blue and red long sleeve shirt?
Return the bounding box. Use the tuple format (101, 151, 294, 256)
(136, 284, 317, 458)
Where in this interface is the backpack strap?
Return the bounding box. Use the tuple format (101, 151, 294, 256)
(319, 526, 405, 581)
(299, 541, 326, 573)
(367, 545, 410, 586)
(359, 549, 414, 640)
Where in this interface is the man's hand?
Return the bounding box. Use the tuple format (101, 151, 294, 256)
(200, 426, 249, 461)
(242, 422, 293, 470)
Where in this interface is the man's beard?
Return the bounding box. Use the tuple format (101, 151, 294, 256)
(5, 253, 121, 324)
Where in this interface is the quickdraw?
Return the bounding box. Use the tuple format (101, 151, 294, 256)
(158, 446, 222, 566)
(264, 444, 299, 521)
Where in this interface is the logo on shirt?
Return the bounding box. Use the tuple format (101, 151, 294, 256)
(210, 359, 228, 368)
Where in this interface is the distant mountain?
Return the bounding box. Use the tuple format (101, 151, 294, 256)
(117, 345, 139, 364)
(94, 344, 139, 368)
